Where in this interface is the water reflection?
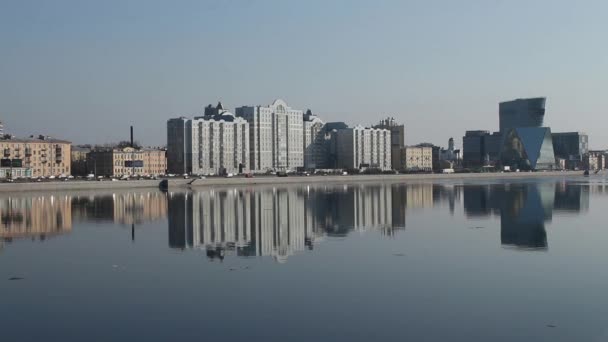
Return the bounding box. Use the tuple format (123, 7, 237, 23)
(0, 195, 72, 242)
(463, 181, 590, 250)
(0, 192, 167, 249)
(0, 179, 602, 259)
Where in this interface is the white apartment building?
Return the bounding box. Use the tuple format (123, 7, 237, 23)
(335, 125, 392, 170)
(167, 103, 249, 175)
(235, 99, 304, 172)
(402, 146, 433, 171)
(303, 110, 326, 169)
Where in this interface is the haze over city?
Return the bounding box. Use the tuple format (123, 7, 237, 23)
(1, 0, 606, 147)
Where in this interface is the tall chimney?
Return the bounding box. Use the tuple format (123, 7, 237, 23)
(130, 126, 134, 148)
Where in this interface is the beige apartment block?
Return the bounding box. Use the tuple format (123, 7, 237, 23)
(87, 147, 166, 177)
(0, 136, 71, 179)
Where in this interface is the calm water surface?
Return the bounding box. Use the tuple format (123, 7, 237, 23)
(1, 176, 608, 341)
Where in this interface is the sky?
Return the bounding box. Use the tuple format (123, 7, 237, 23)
(1, 0, 606, 148)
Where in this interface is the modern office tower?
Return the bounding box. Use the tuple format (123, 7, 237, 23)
(373, 117, 405, 170)
(235, 99, 304, 172)
(303, 110, 326, 169)
(87, 147, 166, 177)
(462, 130, 502, 168)
(401, 146, 433, 171)
(334, 125, 391, 170)
(166, 117, 190, 175)
(501, 127, 556, 170)
(552, 132, 589, 169)
(0, 135, 71, 179)
(499, 97, 546, 133)
(167, 103, 250, 175)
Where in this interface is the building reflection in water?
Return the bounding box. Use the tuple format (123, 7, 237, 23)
(0, 195, 72, 243)
(0, 192, 167, 250)
(71, 192, 167, 225)
(167, 183, 454, 262)
(0, 180, 597, 258)
(463, 181, 590, 250)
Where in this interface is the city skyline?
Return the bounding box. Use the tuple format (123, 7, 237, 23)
(1, 1, 606, 147)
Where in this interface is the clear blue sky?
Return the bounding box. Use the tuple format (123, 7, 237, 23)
(1, 0, 606, 148)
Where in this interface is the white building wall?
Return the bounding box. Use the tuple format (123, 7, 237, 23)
(335, 126, 391, 170)
(236, 99, 304, 172)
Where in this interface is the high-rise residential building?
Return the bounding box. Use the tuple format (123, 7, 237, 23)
(236, 99, 304, 172)
(552, 132, 589, 169)
(87, 147, 166, 177)
(374, 117, 405, 170)
(303, 110, 326, 169)
(401, 146, 433, 171)
(167, 103, 249, 175)
(499, 97, 546, 133)
(0, 135, 71, 179)
(334, 125, 391, 170)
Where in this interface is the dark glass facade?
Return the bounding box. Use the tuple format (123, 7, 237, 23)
(499, 97, 546, 133)
(501, 127, 556, 170)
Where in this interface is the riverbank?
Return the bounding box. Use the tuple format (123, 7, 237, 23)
(0, 171, 589, 193)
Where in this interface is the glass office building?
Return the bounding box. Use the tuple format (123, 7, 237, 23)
(499, 97, 546, 133)
(501, 127, 556, 170)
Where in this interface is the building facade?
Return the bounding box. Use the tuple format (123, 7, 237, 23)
(499, 97, 546, 133)
(71, 146, 91, 176)
(87, 147, 166, 177)
(303, 110, 326, 169)
(373, 117, 405, 170)
(166, 117, 190, 174)
(552, 132, 589, 169)
(0, 136, 71, 179)
(167, 103, 249, 175)
(236, 99, 304, 172)
(501, 127, 556, 171)
(401, 146, 433, 171)
(462, 130, 502, 168)
(583, 150, 607, 171)
(334, 126, 391, 170)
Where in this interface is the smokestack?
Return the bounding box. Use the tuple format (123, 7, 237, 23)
(130, 126, 134, 148)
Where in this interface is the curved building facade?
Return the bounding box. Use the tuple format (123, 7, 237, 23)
(499, 97, 546, 133)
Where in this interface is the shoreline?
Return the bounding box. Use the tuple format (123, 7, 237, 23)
(0, 171, 590, 193)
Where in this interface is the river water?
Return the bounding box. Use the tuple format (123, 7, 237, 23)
(1, 176, 607, 341)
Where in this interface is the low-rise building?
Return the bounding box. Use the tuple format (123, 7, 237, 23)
(583, 150, 607, 171)
(0, 135, 71, 179)
(401, 146, 433, 172)
(71, 146, 91, 176)
(87, 147, 166, 177)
